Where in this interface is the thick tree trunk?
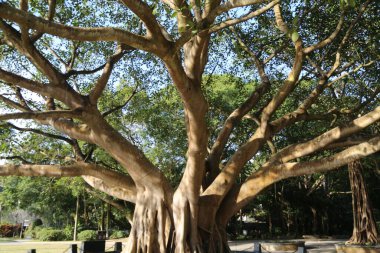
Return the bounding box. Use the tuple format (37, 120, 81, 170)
(348, 161, 378, 244)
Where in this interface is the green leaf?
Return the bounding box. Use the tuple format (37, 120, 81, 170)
(293, 15, 299, 27)
(291, 31, 299, 42)
(171, 11, 177, 18)
(178, 26, 186, 33)
(152, 5, 158, 15)
(348, 0, 356, 7)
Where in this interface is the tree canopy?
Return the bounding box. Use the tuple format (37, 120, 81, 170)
(0, 0, 379, 252)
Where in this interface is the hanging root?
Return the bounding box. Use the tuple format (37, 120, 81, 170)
(126, 190, 171, 253)
(173, 190, 205, 253)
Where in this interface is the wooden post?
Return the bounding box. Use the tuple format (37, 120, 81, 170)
(115, 242, 123, 252)
(70, 244, 78, 253)
(27, 250, 36, 253)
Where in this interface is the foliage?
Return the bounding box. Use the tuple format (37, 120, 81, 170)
(0, 223, 20, 237)
(24, 225, 42, 239)
(77, 230, 97, 241)
(0, 177, 77, 227)
(35, 228, 67, 241)
(109, 230, 129, 239)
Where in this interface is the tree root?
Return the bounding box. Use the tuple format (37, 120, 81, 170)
(126, 190, 171, 253)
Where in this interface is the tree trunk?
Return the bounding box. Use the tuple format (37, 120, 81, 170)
(125, 189, 173, 253)
(348, 160, 378, 244)
(73, 194, 80, 241)
(310, 206, 318, 235)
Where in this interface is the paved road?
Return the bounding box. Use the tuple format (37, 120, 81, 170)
(1, 238, 346, 252)
(229, 239, 347, 252)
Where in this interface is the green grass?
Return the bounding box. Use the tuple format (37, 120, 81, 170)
(0, 240, 126, 253)
(0, 240, 78, 253)
(0, 238, 16, 242)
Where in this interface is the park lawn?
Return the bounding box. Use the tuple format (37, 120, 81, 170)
(0, 243, 79, 253)
(0, 240, 126, 253)
(0, 238, 16, 242)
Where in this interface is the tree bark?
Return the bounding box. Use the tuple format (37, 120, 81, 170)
(74, 194, 79, 241)
(347, 161, 378, 245)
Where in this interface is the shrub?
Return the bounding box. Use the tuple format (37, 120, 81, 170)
(109, 230, 128, 239)
(63, 225, 73, 240)
(36, 228, 67, 241)
(77, 230, 97, 241)
(0, 224, 21, 237)
(24, 225, 42, 239)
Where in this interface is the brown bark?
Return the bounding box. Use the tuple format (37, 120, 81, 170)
(0, 1, 378, 252)
(348, 161, 378, 245)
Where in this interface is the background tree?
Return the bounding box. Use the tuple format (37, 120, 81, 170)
(0, 0, 379, 252)
(347, 160, 378, 244)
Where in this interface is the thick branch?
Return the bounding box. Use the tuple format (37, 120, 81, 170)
(119, 0, 167, 38)
(0, 68, 84, 108)
(268, 106, 380, 165)
(0, 3, 160, 54)
(83, 176, 136, 203)
(0, 162, 137, 202)
(0, 109, 82, 121)
(89, 47, 125, 104)
(0, 19, 65, 84)
(219, 135, 380, 223)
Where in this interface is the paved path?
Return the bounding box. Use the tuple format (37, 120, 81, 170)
(1, 238, 346, 252)
(229, 239, 346, 252)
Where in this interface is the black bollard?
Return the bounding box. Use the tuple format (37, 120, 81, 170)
(70, 244, 78, 253)
(27, 250, 36, 253)
(114, 242, 123, 253)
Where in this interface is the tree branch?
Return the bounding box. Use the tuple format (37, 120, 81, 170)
(102, 85, 140, 117)
(303, 10, 345, 54)
(208, 0, 280, 33)
(0, 94, 31, 112)
(0, 109, 82, 121)
(2, 122, 72, 144)
(83, 176, 136, 203)
(0, 3, 161, 54)
(0, 162, 137, 202)
(267, 106, 380, 165)
(89, 46, 126, 104)
(0, 68, 85, 108)
(209, 0, 268, 19)
(219, 135, 380, 223)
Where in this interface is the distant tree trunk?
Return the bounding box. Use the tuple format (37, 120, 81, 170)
(348, 161, 378, 244)
(106, 203, 110, 238)
(268, 213, 273, 235)
(73, 194, 80, 241)
(83, 193, 89, 226)
(310, 206, 318, 235)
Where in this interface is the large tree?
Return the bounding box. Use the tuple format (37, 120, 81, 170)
(0, 0, 379, 252)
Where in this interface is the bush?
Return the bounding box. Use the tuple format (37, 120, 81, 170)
(109, 230, 128, 239)
(36, 228, 67, 241)
(63, 225, 73, 240)
(77, 230, 97, 241)
(24, 225, 42, 239)
(0, 224, 21, 237)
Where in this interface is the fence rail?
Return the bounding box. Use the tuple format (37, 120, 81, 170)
(24, 241, 123, 253)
